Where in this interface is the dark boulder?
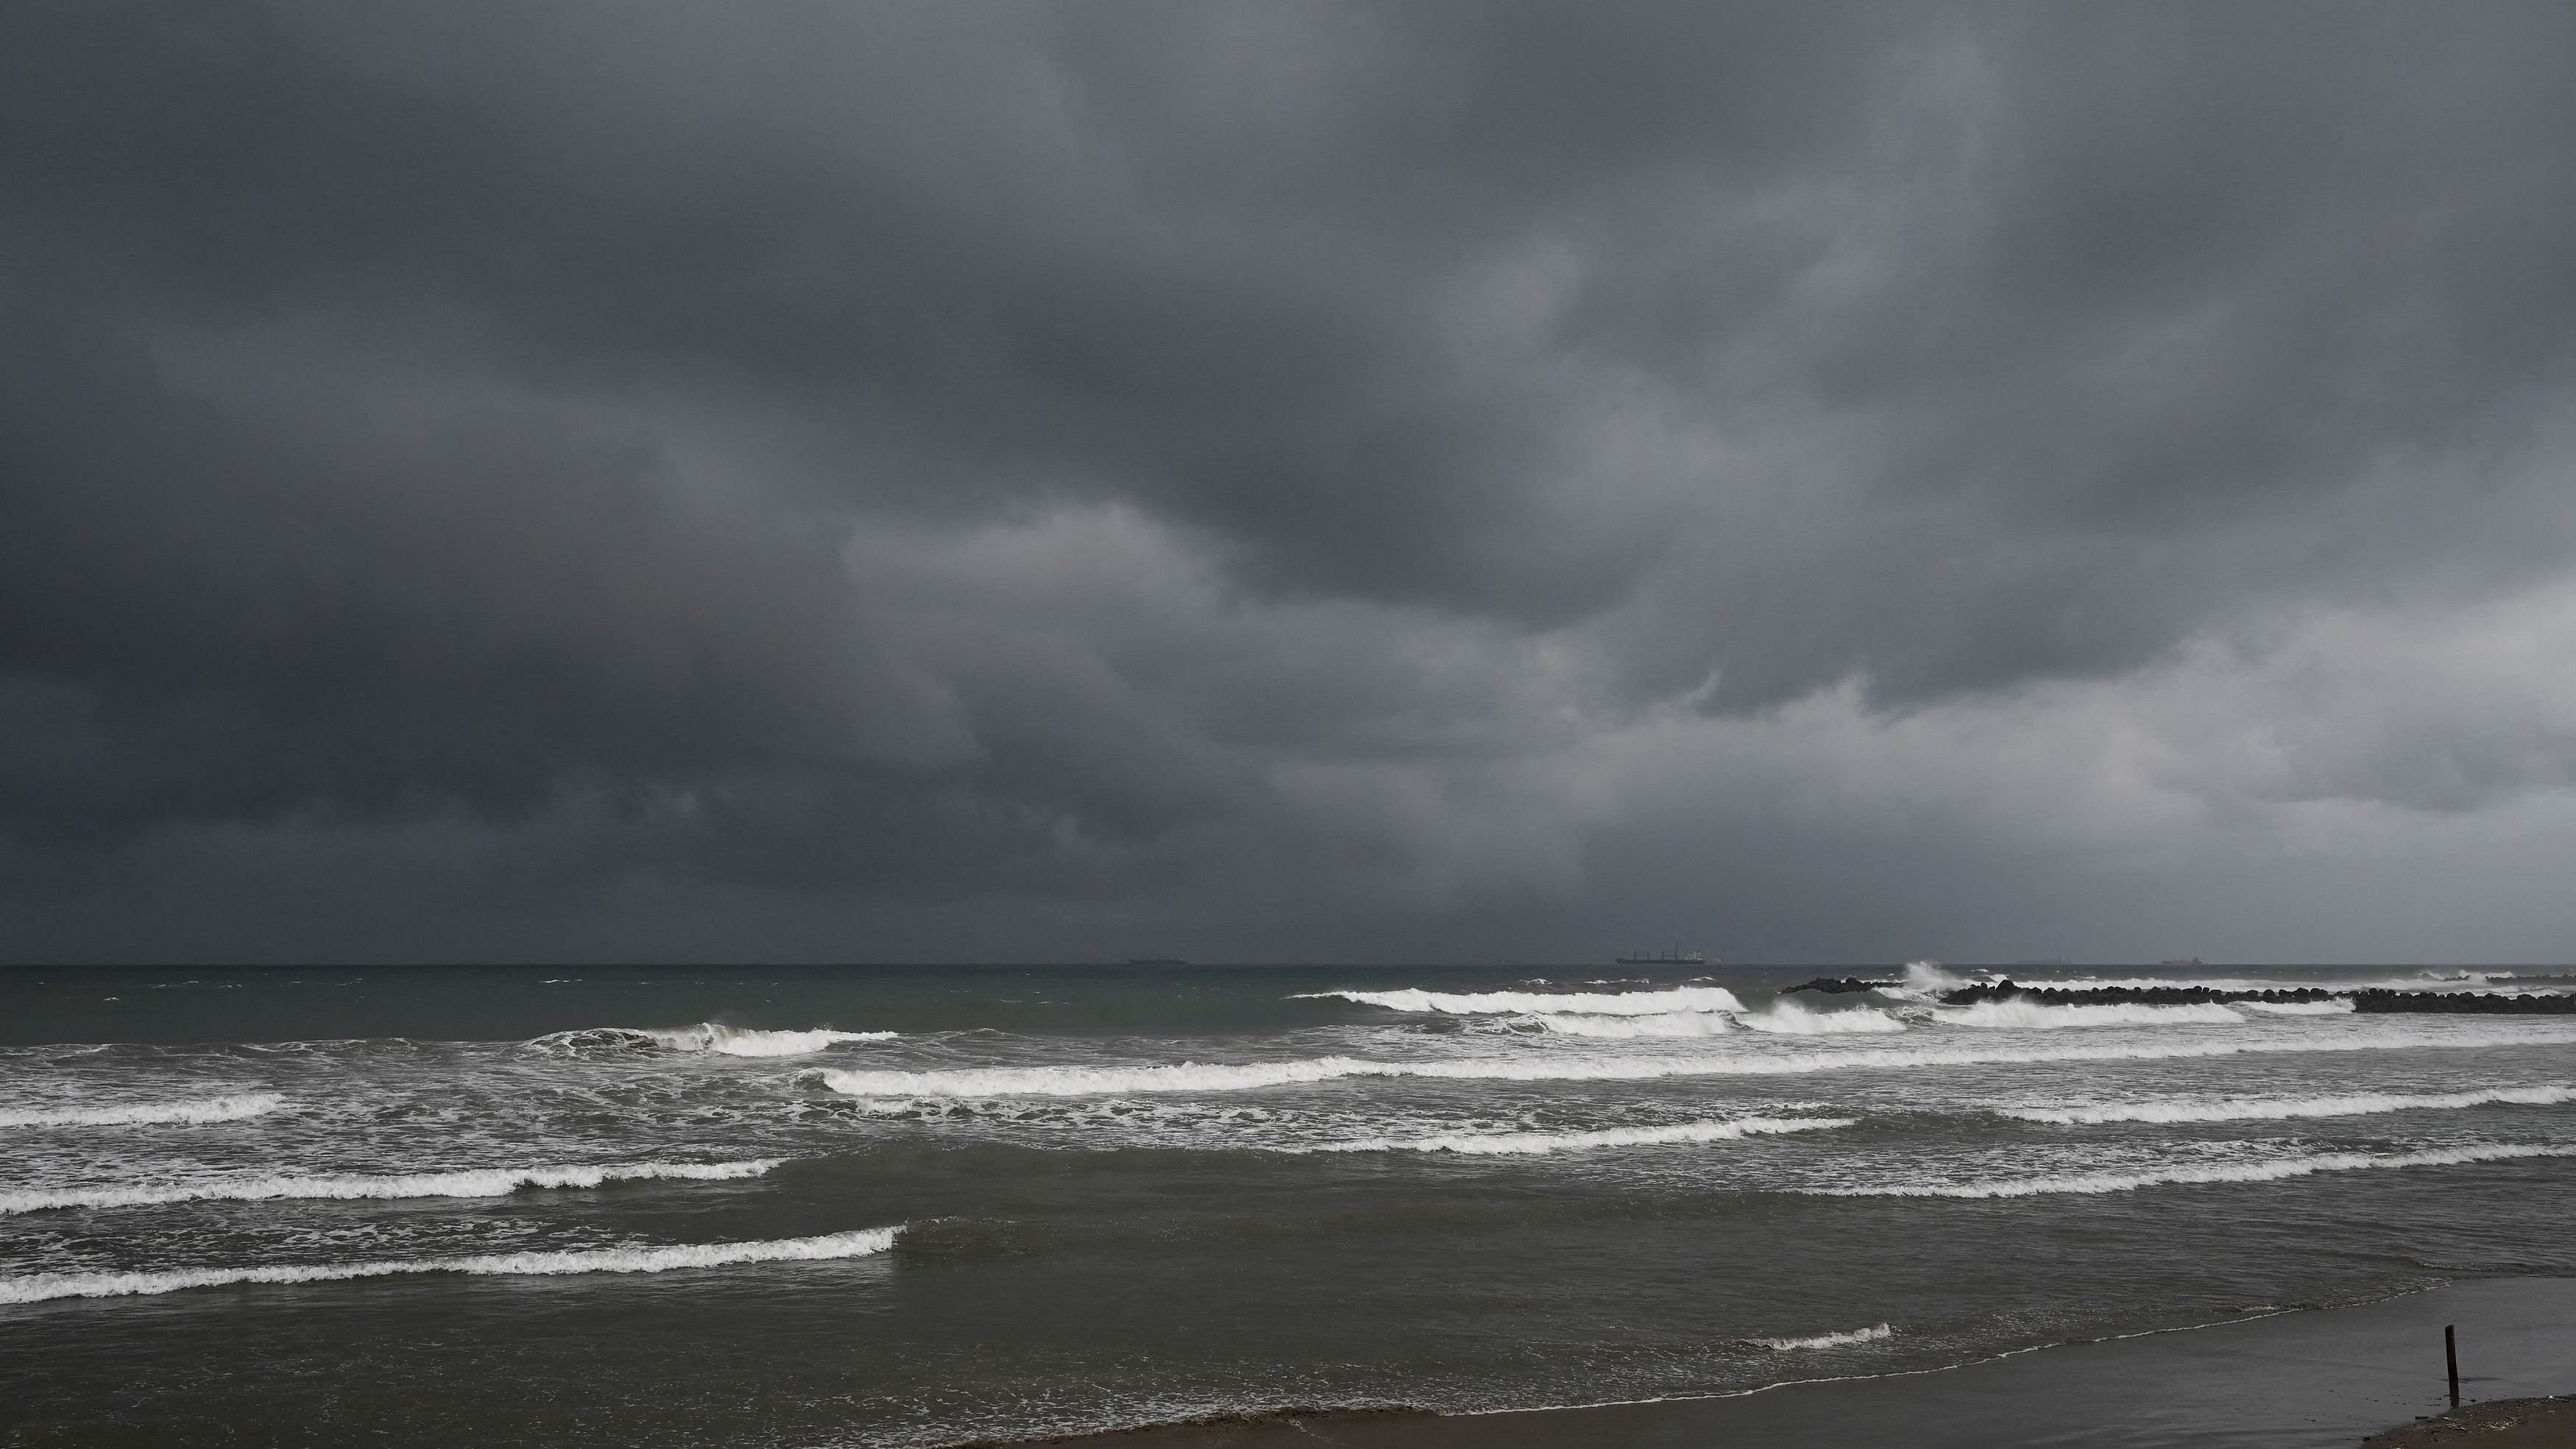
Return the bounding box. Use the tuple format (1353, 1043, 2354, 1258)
(2349, 990, 2576, 1014)
(1937, 983, 2341, 1007)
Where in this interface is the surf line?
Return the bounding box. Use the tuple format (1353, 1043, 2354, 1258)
(810, 1026, 2576, 1099)
(1802, 1143, 2576, 1200)
(0, 1159, 782, 1216)
(0, 1226, 906, 1305)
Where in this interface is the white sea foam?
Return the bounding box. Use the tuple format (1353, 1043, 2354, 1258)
(1810, 1143, 2576, 1199)
(1736, 1000, 1908, 1035)
(1901, 961, 1964, 993)
(814, 1057, 1392, 1099)
(0, 1093, 283, 1128)
(812, 1024, 2576, 1098)
(1526, 1010, 1736, 1038)
(1755, 1322, 1894, 1350)
(0, 1159, 779, 1215)
(1295, 1116, 1855, 1156)
(527, 1025, 896, 1057)
(1930, 1000, 2246, 1030)
(2236, 999, 2356, 1016)
(1300, 986, 1747, 1016)
(2003, 1085, 2576, 1125)
(0, 1226, 902, 1305)
(646, 1025, 899, 1057)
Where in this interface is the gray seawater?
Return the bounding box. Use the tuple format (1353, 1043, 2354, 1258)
(4, 963, 2575, 1447)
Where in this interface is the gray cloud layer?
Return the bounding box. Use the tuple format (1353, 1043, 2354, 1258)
(7, 1, 2576, 963)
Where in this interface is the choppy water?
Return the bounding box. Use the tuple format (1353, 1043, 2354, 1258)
(4, 963, 2573, 1446)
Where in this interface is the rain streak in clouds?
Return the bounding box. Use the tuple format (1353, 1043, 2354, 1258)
(6, 1, 2576, 963)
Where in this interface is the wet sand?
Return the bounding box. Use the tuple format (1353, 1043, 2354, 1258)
(2363, 1397, 2576, 1447)
(1023, 1276, 2576, 1449)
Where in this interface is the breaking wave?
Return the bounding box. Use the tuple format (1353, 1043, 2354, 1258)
(647, 1025, 899, 1056)
(1300, 986, 1746, 1016)
(1294, 1116, 1854, 1156)
(2236, 1000, 2356, 1016)
(2003, 1085, 2576, 1125)
(1736, 1000, 1907, 1035)
(1526, 1011, 1735, 1038)
(1930, 1001, 2246, 1030)
(812, 1024, 2576, 1098)
(814, 1058, 1390, 1099)
(1755, 1322, 1894, 1350)
(0, 1226, 903, 1305)
(1, 1159, 779, 1215)
(0, 1094, 283, 1128)
(1808, 1143, 2576, 1199)
(528, 1026, 896, 1057)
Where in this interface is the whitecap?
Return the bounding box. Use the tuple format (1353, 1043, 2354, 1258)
(2002, 1084, 2576, 1125)
(1, 1159, 779, 1215)
(1525, 1011, 1737, 1038)
(1930, 1000, 2245, 1030)
(1735, 1000, 1908, 1035)
(1298, 986, 1747, 1016)
(526, 1025, 896, 1057)
(813, 1057, 1390, 1099)
(0, 1226, 902, 1305)
(644, 1025, 900, 1057)
(810, 1024, 2576, 1098)
(1292, 1116, 1854, 1156)
(0, 1094, 283, 1128)
(1807, 1142, 2576, 1199)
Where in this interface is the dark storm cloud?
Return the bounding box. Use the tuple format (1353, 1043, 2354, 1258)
(7, 1, 2576, 959)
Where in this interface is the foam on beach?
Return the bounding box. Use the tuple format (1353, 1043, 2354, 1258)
(1754, 1322, 1895, 1350)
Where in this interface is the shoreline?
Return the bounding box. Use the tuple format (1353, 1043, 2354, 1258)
(1000, 1276, 2576, 1449)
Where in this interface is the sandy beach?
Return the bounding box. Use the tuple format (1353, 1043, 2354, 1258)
(1029, 1277, 2576, 1449)
(2364, 1397, 2576, 1448)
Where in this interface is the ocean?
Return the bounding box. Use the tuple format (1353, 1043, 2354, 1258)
(4, 963, 2574, 1446)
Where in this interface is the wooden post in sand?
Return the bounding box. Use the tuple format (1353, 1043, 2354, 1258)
(2445, 1324, 2459, 1409)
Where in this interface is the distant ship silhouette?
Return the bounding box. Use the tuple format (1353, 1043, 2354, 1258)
(1613, 946, 1707, 966)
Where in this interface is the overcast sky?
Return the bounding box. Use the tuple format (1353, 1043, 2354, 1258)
(7, 1, 2576, 965)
